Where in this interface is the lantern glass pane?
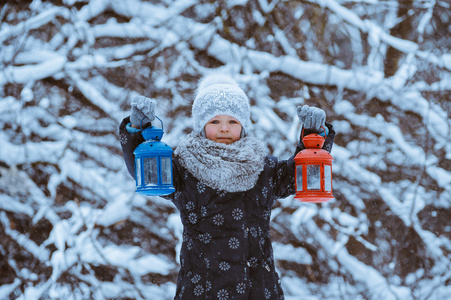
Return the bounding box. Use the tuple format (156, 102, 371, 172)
(136, 159, 142, 186)
(144, 157, 158, 186)
(307, 165, 321, 190)
(325, 165, 332, 191)
(296, 165, 303, 191)
(161, 157, 172, 184)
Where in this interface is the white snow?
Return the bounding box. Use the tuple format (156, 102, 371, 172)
(1, 0, 449, 299)
(0, 56, 67, 85)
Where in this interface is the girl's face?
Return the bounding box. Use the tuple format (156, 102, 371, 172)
(205, 115, 242, 144)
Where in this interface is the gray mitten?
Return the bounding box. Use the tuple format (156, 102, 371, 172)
(130, 96, 156, 127)
(296, 105, 326, 131)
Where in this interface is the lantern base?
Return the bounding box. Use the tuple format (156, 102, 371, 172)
(136, 186, 175, 196)
(295, 195, 334, 203)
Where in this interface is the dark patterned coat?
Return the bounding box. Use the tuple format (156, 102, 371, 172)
(119, 117, 335, 300)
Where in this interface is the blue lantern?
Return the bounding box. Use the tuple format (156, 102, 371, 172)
(133, 116, 175, 196)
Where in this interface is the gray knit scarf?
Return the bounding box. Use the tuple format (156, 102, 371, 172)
(174, 132, 266, 193)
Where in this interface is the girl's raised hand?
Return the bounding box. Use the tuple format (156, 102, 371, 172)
(130, 96, 156, 127)
(296, 105, 326, 132)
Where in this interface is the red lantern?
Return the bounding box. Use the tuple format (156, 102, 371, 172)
(294, 129, 334, 203)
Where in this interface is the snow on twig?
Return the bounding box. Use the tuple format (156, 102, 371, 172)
(0, 7, 67, 44)
(0, 56, 67, 85)
(1, 212, 51, 263)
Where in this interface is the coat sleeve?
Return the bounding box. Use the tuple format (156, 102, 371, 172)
(273, 122, 335, 200)
(119, 117, 145, 179)
(119, 117, 183, 196)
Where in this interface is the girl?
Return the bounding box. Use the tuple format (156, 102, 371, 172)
(119, 72, 335, 299)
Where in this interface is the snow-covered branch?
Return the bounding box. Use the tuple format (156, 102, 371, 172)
(1, 0, 449, 298)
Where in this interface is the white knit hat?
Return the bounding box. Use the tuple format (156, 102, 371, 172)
(192, 72, 251, 136)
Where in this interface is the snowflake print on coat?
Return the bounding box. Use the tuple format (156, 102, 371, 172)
(243, 224, 249, 238)
(179, 286, 185, 298)
(217, 289, 229, 300)
(274, 284, 281, 296)
(265, 288, 271, 299)
(191, 274, 201, 284)
(198, 233, 211, 244)
(119, 132, 128, 145)
(250, 227, 258, 238)
(236, 282, 246, 294)
(259, 237, 265, 251)
(219, 261, 230, 271)
(186, 201, 194, 211)
(232, 208, 243, 220)
(267, 157, 276, 168)
(197, 182, 206, 193)
(188, 212, 197, 224)
(262, 186, 268, 199)
(216, 189, 227, 198)
(201, 206, 207, 217)
(255, 196, 260, 206)
(269, 178, 275, 189)
(186, 239, 193, 250)
(193, 285, 204, 296)
(249, 257, 258, 268)
(205, 281, 212, 292)
(228, 237, 240, 249)
(213, 214, 224, 226)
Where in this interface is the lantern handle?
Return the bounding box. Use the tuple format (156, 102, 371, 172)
(140, 116, 164, 131)
(301, 126, 327, 139)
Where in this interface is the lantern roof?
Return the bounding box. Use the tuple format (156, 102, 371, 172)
(142, 126, 164, 141)
(134, 140, 172, 156)
(302, 133, 325, 149)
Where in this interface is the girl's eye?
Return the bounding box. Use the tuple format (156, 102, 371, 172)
(210, 120, 219, 124)
(229, 120, 238, 124)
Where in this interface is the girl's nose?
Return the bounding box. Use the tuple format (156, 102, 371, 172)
(219, 124, 229, 132)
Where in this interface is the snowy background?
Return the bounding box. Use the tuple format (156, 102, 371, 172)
(0, 0, 450, 299)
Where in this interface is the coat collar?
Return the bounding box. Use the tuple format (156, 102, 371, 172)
(174, 132, 266, 193)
